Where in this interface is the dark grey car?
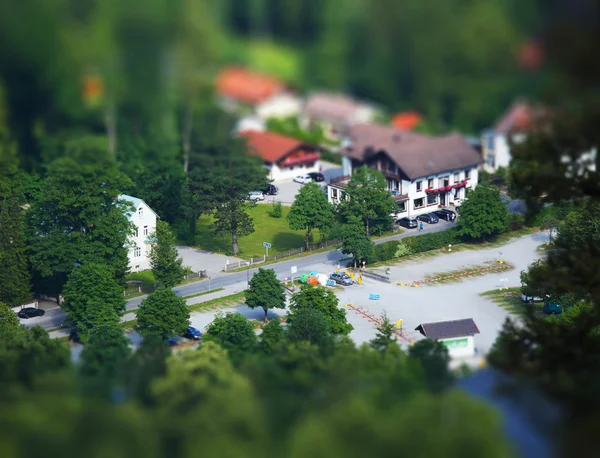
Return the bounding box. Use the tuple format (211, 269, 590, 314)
(330, 272, 354, 286)
(397, 217, 418, 229)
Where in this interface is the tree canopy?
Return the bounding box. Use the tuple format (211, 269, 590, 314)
(289, 286, 353, 336)
(150, 220, 185, 288)
(287, 182, 336, 249)
(136, 287, 190, 339)
(457, 185, 508, 240)
(245, 268, 286, 322)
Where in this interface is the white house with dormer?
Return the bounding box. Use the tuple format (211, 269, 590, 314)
(118, 194, 158, 273)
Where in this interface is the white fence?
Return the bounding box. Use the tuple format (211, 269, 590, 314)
(11, 300, 39, 313)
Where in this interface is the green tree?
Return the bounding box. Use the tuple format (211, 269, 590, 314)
(0, 301, 20, 331)
(126, 333, 170, 406)
(289, 286, 353, 335)
(149, 220, 185, 288)
(0, 195, 32, 307)
(26, 150, 132, 296)
(205, 312, 258, 363)
(62, 263, 125, 336)
(287, 182, 336, 249)
(246, 268, 286, 322)
(287, 307, 332, 348)
(456, 185, 508, 240)
(408, 339, 454, 393)
(370, 312, 397, 353)
(79, 324, 131, 397)
(136, 287, 190, 339)
(259, 317, 286, 353)
(340, 216, 374, 268)
(338, 167, 395, 236)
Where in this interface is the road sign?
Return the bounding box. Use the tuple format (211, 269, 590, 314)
(263, 242, 271, 248)
(396, 319, 403, 327)
(291, 266, 297, 274)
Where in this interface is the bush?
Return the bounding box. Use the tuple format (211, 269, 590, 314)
(370, 229, 462, 263)
(270, 201, 283, 218)
(528, 203, 573, 227)
(506, 213, 525, 231)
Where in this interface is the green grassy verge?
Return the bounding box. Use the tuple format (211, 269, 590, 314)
(191, 205, 327, 259)
(480, 288, 544, 316)
(183, 288, 225, 300)
(120, 319, 137, 329)
(188, 291, 246, 313)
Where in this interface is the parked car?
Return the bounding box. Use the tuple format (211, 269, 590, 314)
(397, 217, 418, 229)
(17, 307, 45, 319)
(330, 272, 354, 286)
(521, 294, 544, 303)
(167, 336, 187, 347)
(293, 175, 312, 184)
(183, 326, 202, 340)
(248, 191, 265, 201)
(307, 172, 325, 182)
(416, 213, 439, 224)
(263, 184, 279, 195)
(433, 209, 456, 222)
(543, 301, 563, 315)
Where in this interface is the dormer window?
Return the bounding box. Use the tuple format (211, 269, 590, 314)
(138, 207, 143, 218)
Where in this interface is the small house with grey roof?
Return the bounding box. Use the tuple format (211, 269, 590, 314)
(415, 318, 480, 358)
(327, 124, 483, 217)
(118, 194, 158, 273)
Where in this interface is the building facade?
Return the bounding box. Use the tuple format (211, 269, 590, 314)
(119, 194, 158, 273)
(327, 124, 482, 217)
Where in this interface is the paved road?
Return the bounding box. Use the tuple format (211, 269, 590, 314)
(24, 220, 454, 332)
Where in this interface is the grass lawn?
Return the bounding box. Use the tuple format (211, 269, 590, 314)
(191, 205, 326, 259)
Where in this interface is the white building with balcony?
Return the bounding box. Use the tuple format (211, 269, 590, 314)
(327, 124, 482, 217)
(119, 194, 158, 273)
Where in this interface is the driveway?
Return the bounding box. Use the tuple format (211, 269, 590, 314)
(177, 246, 243, 277)
(260, 161, 342, 206)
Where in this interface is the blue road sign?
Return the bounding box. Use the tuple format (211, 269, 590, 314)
(263, 242, 272, 248)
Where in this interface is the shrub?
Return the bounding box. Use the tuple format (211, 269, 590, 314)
(528, 203, 573, 227)
(506, 213, 525, 231)
(394, 242, 413, 258)
(270, 201, 283, 218)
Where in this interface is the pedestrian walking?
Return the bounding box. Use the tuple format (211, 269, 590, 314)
(419, 221, 424, 232)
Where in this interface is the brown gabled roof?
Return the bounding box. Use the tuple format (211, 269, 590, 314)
(343, 124, 483, 180)
(240, 130, 304, 163)
(415, 319, 480, 340)
(303, 92, 361, 123)
(494, 101, 540, 135)
(216, 67, 284, 105)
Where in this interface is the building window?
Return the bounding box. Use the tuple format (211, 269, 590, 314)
(134, 228, 139, 238)
(487, 135, 495, 150)
(414, 198, 424, 209)
(332, 188, 338, 199)
(465, 169, 471, 179)
(427, 194, 437, 206)
(442, 176, 450, 187)
(487, 154, 495, 168)
(454, 172, 460, 183)
(138, 207, 143, 218)
(398, 201, 407, 212)
(427, 178, 434, 188)
(416, 181, 422, 192)
(134, 247, 141, 257)
(143, 226, 148, 236)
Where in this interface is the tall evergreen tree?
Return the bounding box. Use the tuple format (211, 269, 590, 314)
(245, 268, 286, 322)
(149, 220, 185, 288)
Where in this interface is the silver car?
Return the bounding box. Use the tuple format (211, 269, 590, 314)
(248, 191, 265, 201)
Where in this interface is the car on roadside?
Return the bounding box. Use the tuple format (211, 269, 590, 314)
(293, 175, 312, 184)
(17, 307, 45, 319)
(248, 191, 265, 201)
(397, 217, 418, 229)
(263, 184, 279, 195)
(307, 172, 325, 182)
(433, 209, 456, 222)
(167, 336, 187, 347)
(330, 272, 354, 286)
(543, 301, 563, 315)
(521, 294, 544, 303)
(183, 326, 202, 340)
(416, 213, 439, 224)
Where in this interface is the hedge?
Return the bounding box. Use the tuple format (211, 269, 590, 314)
(370, 228, 462, 262)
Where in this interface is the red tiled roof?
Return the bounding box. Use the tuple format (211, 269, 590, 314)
(216, 67, 284, 105)
(494, 102, 535, 134)
(240, 130, 303, 163)
(391, 111, 422, 130)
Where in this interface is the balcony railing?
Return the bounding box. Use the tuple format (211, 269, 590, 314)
(330, 175, 351, 185)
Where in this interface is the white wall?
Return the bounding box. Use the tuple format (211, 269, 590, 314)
(327, 185, 346, 204)
(256, 94, 302, 120)
(269, 160, 320, 181)
(127, 201, 157, 273)
(439, 335, 475, 358)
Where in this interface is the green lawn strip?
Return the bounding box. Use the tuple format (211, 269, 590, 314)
(187, 292, 247, 313)
(417, 262, 515, 286)
(182, 288, 225, 300)
(120, 319, 138, 329)
(480, 288, 544, 316)
(191, 205, 329, 259)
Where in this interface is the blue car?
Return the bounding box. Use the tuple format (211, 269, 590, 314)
(183, 326, 202, 340)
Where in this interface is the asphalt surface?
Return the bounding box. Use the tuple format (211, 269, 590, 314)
(24, 219, 455, 332)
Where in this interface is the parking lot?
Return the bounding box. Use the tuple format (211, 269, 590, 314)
(259, 161, 342, 206)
